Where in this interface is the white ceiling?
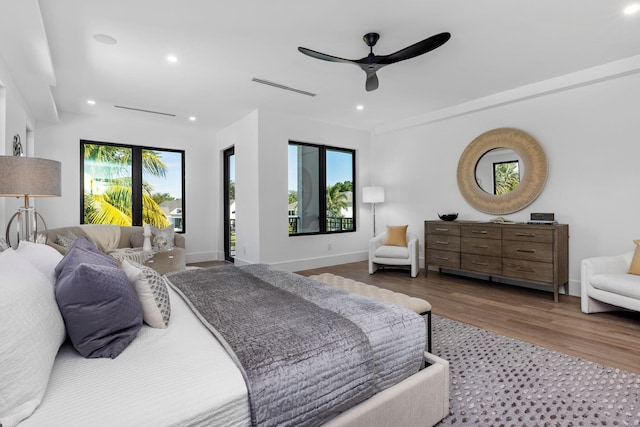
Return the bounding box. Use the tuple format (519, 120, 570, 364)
(4, 0, 640, 133)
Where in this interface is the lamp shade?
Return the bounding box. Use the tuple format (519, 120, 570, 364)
(362, 186, 384, 204)
(0, 156, 62, 197)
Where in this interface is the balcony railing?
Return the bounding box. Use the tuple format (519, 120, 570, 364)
(288, 216, 353, 234)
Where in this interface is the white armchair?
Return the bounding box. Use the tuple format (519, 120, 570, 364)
(369, 231, 420, 278)
(581, 252, 640, 313)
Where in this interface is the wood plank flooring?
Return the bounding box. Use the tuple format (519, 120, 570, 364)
(189, 260, 640, 375)
(296, 262, 640, 375)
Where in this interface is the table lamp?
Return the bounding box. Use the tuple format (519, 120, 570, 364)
(0, 156, 62, 246)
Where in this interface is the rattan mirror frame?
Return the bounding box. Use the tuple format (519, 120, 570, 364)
(457, 128, 548, 215)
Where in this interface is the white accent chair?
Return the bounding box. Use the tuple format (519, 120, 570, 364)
(369, 232, 420, 278)
(581, 252, 640, 313)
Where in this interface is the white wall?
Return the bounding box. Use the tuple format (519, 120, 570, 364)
(217, 110, 260, 264)
(0, 56, 35, 228)
(371, 71, 640, 296)
(217, 109, 373, 271)
(34, 110, 218, 263)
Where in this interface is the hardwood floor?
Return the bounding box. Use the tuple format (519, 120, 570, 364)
(295, 261, 640, 375)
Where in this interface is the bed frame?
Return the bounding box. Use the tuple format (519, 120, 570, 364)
(326, 352, 450, 427)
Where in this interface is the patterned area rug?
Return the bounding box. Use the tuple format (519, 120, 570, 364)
(433, 315, 640, 426)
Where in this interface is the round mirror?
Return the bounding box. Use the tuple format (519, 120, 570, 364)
(457, 128, 547, 214)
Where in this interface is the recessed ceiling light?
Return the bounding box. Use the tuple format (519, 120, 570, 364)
(87, 99, 96, 105)
(188, 116, 196, 121)
(624, 3, 640, 14)
(93, 34, 117, 45)
(167, 55, 178, 63)
(356, 105, 364, 111)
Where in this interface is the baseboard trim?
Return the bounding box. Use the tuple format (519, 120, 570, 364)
(269, 251, 368, 272)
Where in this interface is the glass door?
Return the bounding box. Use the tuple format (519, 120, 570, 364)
(223, 147, 235, 262)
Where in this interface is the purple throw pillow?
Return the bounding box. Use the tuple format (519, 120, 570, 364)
(54, 236, 143, 358)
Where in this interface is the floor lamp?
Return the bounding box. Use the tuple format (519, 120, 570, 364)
(0, 156, 62, 247)
(362, 186, 384, 237)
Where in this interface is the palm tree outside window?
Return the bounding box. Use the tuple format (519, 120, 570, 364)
(81, 140, 185, 231)
(288, 141, 355, 235)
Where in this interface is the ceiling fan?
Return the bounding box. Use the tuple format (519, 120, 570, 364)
(298, 31, 451, 92)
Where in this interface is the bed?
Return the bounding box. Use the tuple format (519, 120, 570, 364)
(0, 238, 449, 427)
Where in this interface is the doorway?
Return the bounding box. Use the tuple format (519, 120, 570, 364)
(223, 147, 235, 262)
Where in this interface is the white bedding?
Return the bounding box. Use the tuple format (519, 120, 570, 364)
(20, 287, 251, 427)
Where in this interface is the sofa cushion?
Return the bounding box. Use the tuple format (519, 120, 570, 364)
(375, 245, 410, 259)
(629, 240, 640, 275)
(384, 225, 408, 247)
(55, 237, 143, 358)
(590, 273, 640, 300)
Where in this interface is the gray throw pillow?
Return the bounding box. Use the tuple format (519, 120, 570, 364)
(55, 230, 78, 249)
(54, 237, 143, 358)
(150, 225, 175, 251)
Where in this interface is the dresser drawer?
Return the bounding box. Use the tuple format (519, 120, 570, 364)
(461, 254, 501, 275)
(426, 223, 460, 236)
(461, 225, 501, 240)
(503, 241, 553, 263)
(502, 227, 553, 243)
(427, 250, 460, 269)
(503, 259, 553, 284)
(461, 237, 502, 257)
(427, 235, 461, 252)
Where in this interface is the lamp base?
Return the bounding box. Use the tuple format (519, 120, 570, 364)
(5, 207, 48, 248)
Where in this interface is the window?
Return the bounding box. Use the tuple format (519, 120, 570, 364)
(81, 140, 185, 232)
(493, 160, 520, 195)
(288, 141, 355, 235)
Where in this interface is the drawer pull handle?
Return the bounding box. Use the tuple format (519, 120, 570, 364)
(472, 244, 488, 248)
(472, 230, 488, 234)
(436, 241, 449, 245)
(435, 228, 449, 232)
(435, 256, 449, 260)
(472, 261, 489, 266)
(516, 233, 536, 237)
(516, 248, 536, 253)
(516, 267, 535, 273)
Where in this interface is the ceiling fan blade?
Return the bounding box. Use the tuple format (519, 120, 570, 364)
(365, 72, 379, 92)
(298, 47, 354, 64)
(378, 32, 451, 65)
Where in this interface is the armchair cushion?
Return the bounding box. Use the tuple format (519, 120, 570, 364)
(590, 273, 640, 300)
(375, 245, 410, 259)
(384, 225, 408, 247)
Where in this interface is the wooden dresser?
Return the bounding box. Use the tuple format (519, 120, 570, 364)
(424, 220, 569, 301)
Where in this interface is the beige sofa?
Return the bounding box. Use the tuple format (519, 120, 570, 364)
(45, 225, 186, 275)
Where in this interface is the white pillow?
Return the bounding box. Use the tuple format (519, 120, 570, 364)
(0, 249, 66, 427)
(15, 241, 64, 285)
(122, 260, 171, 328)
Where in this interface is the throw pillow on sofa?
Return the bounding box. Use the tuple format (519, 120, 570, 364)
(130, 225, 175, 250)
(55, 237, 143, 358)
(629, 240, 640, 275)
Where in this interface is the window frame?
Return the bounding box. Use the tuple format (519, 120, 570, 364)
(288, 140, 356, 236)
(80, 139, 186, 233)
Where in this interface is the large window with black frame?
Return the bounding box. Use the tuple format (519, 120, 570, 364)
(288, 141, 355, 235)
(81, 140, 185, 232)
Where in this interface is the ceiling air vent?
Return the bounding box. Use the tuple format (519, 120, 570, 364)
(114, 105, 176, 117)
(251, 78, 316, 97)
